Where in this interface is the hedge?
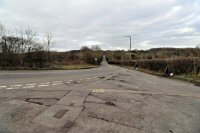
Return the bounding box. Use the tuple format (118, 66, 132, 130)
(109, 58, 200, 75)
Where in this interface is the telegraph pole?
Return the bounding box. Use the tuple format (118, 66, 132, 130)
(124, 36, 132, 60)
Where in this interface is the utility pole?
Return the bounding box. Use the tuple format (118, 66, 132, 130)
(124, 36, 132, 60)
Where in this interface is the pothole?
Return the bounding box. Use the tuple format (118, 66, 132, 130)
(105, 101, 116, 106)
(72, 81, 78, 84)
(26, 98, 59, 106)
(194, 83, 200, 87)
(99, 76, 106, 79)
(63, 120, 73, 128)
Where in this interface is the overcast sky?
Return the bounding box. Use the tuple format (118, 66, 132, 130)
(0, 0, 200, 51)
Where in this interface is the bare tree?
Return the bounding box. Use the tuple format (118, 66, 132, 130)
(196, 43, 200, 57)
(44, 31, 54, 60)
(91, 45, 101, 51)
(80, 46, 90, 51)
(0, 23, 6, 53)
(16, 27, 25, 53)
(44, 32, 54, 52)
(0, 23, 6, 37)
(25, 27, 37, 53)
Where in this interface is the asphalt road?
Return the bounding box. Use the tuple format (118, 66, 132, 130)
(0, 57, 200, 133)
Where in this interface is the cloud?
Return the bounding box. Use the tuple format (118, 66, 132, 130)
(0, 0, 199, 51)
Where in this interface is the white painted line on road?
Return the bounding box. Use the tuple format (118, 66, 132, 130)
(38, 85, 49, 87)
(23, 86, 35, 89)
(86, 78, 90, 80)
(53, 81, 62, 83)
(40, 82, 50, 84)
(11, 84, 22, 87)
(0, 86, 7, 88)
(68, 80, 73, 82)
(52, 83, 63, 86)
(77, 81, 81, 83)
(66, 82, 71, 84)
(26, 83, 36, 86)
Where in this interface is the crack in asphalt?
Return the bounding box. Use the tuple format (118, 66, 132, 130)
(86, 115, 144, 131)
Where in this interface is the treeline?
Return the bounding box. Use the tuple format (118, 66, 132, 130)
(0, 22, 56, 68)
(49, 48, 103, 66)
(105, 48, 200, 61)
(0, 23, 103, 69)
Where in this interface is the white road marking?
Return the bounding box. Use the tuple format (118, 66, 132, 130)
(40, 82, 50, 84)
(93, 77, 98, 79)
(52, 83, 63, 86)
(23, 86, 35, 89)
(26, 83, 36, 86)
(77, 81, 81, 83)
(11, 84, 22, 87)
(0, 86, 6, 88)
(53, 81, 62, 83)
(86, 78, 90, 80)
(68, 80, 73, 82)
(38, 85, 49, 87)
(66, 82, 71, 84)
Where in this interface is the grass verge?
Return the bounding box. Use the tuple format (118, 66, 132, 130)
(114, 65, 200, 84)
(0, 64, 98, 70)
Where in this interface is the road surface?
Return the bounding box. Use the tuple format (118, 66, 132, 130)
(0, 57, 200, 133)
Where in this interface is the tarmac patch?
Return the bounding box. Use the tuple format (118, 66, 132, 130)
(33, 104, 83, 128)
(53, 109, 69, 119)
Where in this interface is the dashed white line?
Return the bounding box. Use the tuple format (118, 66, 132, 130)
(53, 81, 62, 83)
(66, 82, 71, 84)
(38, 85, 49, 87)
(52, 83, 63, 85)
(26, 83, 36, 86)
(11, 84, 22, 87)
(68, 80, 73, 82)
(40, 82, 50, 84)
(86, 78, 90, 80)
(0, 86, 7, 88)
(23, 86, 35, 89)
